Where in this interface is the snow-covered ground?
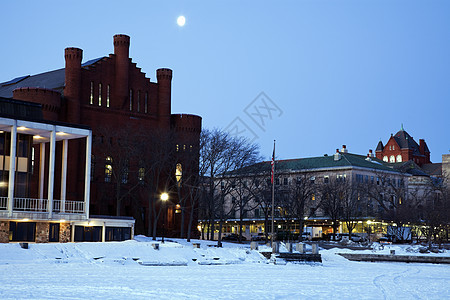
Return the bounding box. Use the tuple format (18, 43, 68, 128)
(0, 237, 449, 299)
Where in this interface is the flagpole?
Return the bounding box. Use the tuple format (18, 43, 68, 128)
(271, 140, 276, 246)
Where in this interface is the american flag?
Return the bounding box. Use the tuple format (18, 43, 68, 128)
(271, 140, 275, 184)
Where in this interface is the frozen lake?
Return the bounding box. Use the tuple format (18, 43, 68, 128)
(0, 239, 449, 299)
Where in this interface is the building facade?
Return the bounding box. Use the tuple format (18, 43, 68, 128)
(201, 146, 412, 241)
(0, 35, 201, 237)
(375, 126, 431, 166)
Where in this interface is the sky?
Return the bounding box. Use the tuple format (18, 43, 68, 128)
(1, 0, 449, 162)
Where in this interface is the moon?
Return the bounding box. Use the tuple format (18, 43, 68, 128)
(177, 16, 186, 27)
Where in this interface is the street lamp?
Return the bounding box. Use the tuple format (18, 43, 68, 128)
(161, 192, 169, 243)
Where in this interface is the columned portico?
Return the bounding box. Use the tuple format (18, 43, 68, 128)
(0, 116, 91, 222)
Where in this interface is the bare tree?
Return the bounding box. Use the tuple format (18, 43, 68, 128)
(198, 128, 262, 245)
(285, 173, 316, 241)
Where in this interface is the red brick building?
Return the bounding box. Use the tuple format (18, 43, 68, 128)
(375, 126, 431, 166)
(0, 34, 202, 236)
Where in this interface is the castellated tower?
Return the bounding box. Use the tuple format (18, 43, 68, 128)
(157, 68, 173, 129)
(64, 47, 83, 124)
(113, 34, 130, 110)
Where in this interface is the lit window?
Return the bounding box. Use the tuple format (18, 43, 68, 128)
(312, 194, 315, 201)
(392, 145, 395, 150)
(383, 156, 388, 162)
(98, 83, 102, 106)
(176, 163, 182, 186)
(190, 145, 193, 152)
(106, 84, 110, 108)
(176, 144, 179, 152)
(396, 155, 402, 163)
(105, 156, 112, 182)
(137, 90, 140, 112)
(389, 145, 392, 150)
(129, 89, 133, 111)
(90, 82, 94, 105)
(390, 155, 395, 163)
(183, 144, 186, 151)
(145, 92, 148, 113)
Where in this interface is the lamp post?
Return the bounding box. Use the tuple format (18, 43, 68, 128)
(160, 192, 168, 243)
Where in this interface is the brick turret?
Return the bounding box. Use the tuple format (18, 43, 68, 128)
(64, 47, 82, 123)
(113, 34, 130, 110)
(157, 68, 172, 128)
(13, 87, 61, 121)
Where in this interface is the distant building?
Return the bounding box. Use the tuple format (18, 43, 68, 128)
(0, 35, 201, 239)
(202, 145, 411, 240)
(375, 126, 431, 166)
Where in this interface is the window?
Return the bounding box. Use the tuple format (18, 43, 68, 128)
(377, 177, 380, 185)
(275, 178, 280, 185)
(176, 144, 179, 152)
(121, 160, 129, 184)
(371, 176, 374, 184)
(324, 176, 329, 183)
(310, 176, 315, 184)
(98, 83, 102, 106)
(254, 209, 260, 218)
(49, 223, 60, 242)
(175, 163, 182, 186)
(296, 177, 302, 184)
(283, 178, 288, 185)
(106, 84, 110, 107)
(311, 193, 315, 201)
(90, 81, 94, 105)
(389, 145, 392, 150)
(138, 167, 145, 183)
(221, 181, 225, 190)
(105, 156, 112, 182)
(396, 155, 402, 162)
(383, 156, 388, 162)
(137, 90, 140, 112)
(145, 92, 148, 113)
(129, 89, 133, 111)
(393, 145, 395, 150)
(389, 155, 395, 163)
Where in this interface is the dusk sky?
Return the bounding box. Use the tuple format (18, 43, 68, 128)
(1, 0, 449, 162)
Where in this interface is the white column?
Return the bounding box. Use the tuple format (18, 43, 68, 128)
(84, 132, 92, 220)
(71, 222, 75, 242)
(60, 139, 68, 213)
(39, 143, 45, 200)
(102, 222, 106, 242)
(7, 121, 17, 217)
(47, 127, 56, 219)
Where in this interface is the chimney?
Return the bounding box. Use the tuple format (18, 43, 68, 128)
(419, 139, 426, 155)
(334, 149, 342, 161)
(341, 145, 348, 153)
(369, 149, 374, 157)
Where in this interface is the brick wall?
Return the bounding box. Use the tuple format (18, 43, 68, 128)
(0, 221, 9, 243)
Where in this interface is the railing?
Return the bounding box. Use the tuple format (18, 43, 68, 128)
(0, 197, 7, 210)
(53, 200, 85, 214)
(0, 197, 85, 214)
(14, 198, 48, 212)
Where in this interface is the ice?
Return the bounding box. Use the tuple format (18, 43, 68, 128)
(0, 237, 449, 299)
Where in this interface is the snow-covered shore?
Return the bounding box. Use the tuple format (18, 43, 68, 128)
(0, 237, 449, 299)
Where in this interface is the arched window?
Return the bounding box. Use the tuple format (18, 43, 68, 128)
(389, 155, 395, 163)
(383, 156, 388, 162)
(396, 155, 402, 163)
